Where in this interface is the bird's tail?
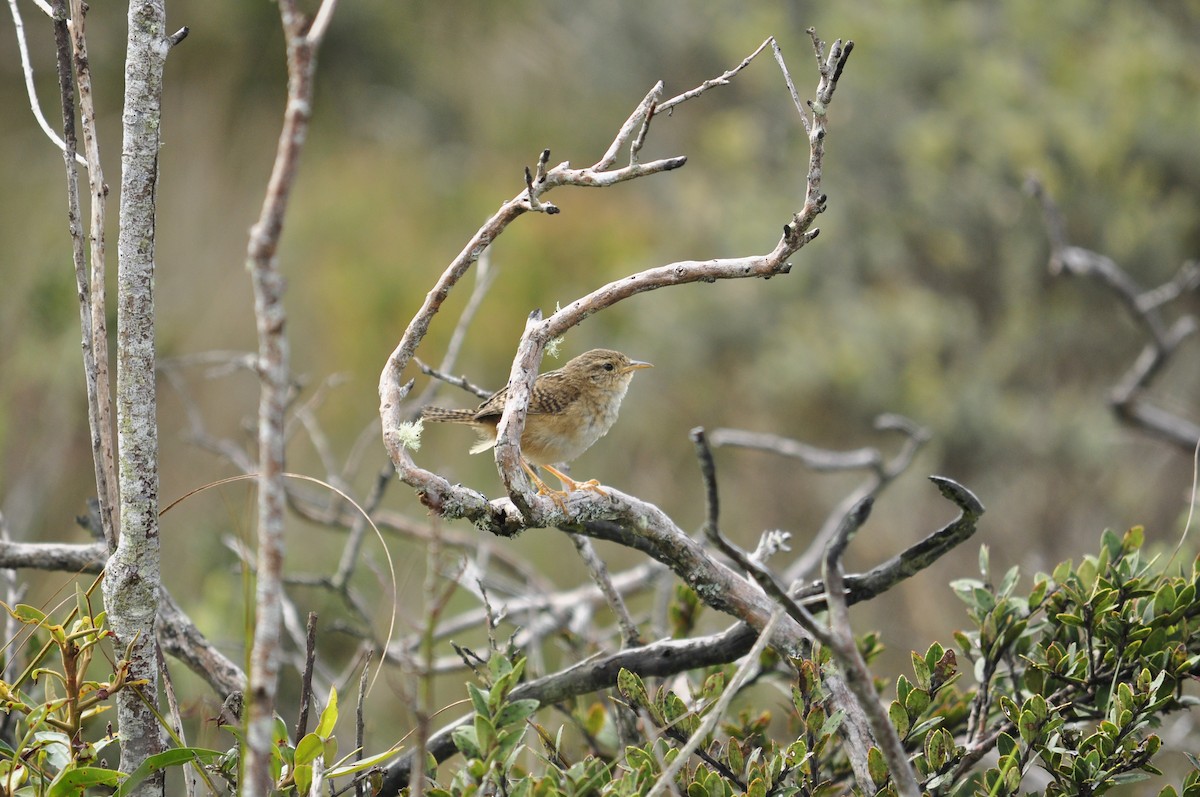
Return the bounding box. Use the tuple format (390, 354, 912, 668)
(420, 407, 478, 424)
(422, 406, 495, 454)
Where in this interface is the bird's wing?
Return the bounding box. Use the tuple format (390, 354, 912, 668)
(472, 371, 579, 420)
(471, 386, 510, 422)
(529, 371, 580, 414)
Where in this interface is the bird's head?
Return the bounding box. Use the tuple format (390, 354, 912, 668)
(567, 348, 653, 387)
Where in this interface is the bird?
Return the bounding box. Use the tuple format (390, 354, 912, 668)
(421, 348, 652, 500)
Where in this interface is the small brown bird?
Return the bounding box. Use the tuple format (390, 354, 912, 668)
(422, 348, 652, 498)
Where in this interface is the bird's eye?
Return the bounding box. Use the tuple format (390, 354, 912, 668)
(603, 362, 615, 371)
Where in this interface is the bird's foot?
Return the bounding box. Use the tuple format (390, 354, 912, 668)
(536, 484, 572, 511)
(542, 464, 608, 498)
(520, 460, 572, 510)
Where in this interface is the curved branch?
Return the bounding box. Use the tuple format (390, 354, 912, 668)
(1027, 176, 1200, 452)
(378, 475, 984, 795)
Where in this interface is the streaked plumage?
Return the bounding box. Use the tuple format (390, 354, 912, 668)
(422, 349, 651, 481)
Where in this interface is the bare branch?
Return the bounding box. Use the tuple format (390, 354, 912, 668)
(657, 37, 773, 113)
(0, 538, 107, 571)
(379, 39, 831, 474)
(415, 360, 494, 400)
(242, 0, 339, 790)
(1027, 176, 1200, 451)
(828, 476, 985, 605)
(598, 82, 662, 170)
(708, 414, 930, 584)
(822, 501, 920, 797)
(708, 428, 883, 472)
(770, 38, 808, 128)
(6, 0, 87, 165)
(288, 612, 316, 743)
(647, 610, 783, 797)
(568, 533, 641, 647)
(68, 0, 118, 549)
(378, 476, 983, 795)
(691, 428, 832, 646)
(156, 590, 247, 700)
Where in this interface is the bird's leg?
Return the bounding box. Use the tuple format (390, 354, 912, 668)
(540, 463, 608, 498)
(520, 459, 571, 510)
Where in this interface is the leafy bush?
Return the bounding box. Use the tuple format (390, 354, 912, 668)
(415, 528, 1199, 797)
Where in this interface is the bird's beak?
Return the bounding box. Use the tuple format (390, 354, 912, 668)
(624, 360, 653, 373)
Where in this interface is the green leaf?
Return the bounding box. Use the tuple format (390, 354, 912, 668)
(995, 731, 1017, 757)
(113, 748, 225, 797)
(294, 762, 313, 795)
(806, 705, 827, 740)
(911, 651, 931, 690)
(7, 603, 47, 625)
(48, 766, 122, 797)
(707, 771, 726, 797)
(726, 740, 744, 775)
(492, 672, 515, 710)
(908, 716, 946, 738)
(625, 745, 657, 775)
(702, 671, 726, 701)
(452, 725, 481, 760)
(659, 691, 688, 724)
(494, 699, 540, 729)
(324, 735, 337, 765)
(510, 777, 531, 797)
(1052, 559, 1074, 585)
(582, 702, 606, 737)
(475, 713, 496, 753)
(931, 648, 958, 691)
(326, 744, 405, 778)
(888, 701, 909, 738)
(617, 669, 649, 710)
(998, 565, 1020, 599)
(1123, 525, 1144, 551)
(316, 686, 339, 738)
(867, 746, 888, 788)
(904, 687, 929, 716)
(820, 709, 845, 737)
(495, 727, 525, 767)
(295, 733, 324, 766)
(1029, 577, 1049, 608)
(468, 683, 490, 718)
(896, 675, 912, 704)
(924, 730, 943, 771)
(488, 654, 513, 684)
(33, 731, 73, 772)
(273, 714, 291, 753)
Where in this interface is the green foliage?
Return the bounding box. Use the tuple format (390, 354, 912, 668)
(213, 683, 403, 795)
(0, 589, 225, 795)
(2, 540, 1194, 796)
(0, 596, 409, 796)
(941, 528, 1200, 796)
(668, 584, 704, 639)
(431, 654, 540, 797)
(417, 528, 1199, 797)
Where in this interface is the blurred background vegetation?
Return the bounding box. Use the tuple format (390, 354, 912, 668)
(2, 0, 1199, 762)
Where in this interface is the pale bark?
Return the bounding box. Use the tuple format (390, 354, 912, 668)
(102, 1, 171, 792)
(241, 2, 339, 795)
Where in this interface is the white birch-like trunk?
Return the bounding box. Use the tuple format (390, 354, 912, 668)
(102, 1, 170, 793)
